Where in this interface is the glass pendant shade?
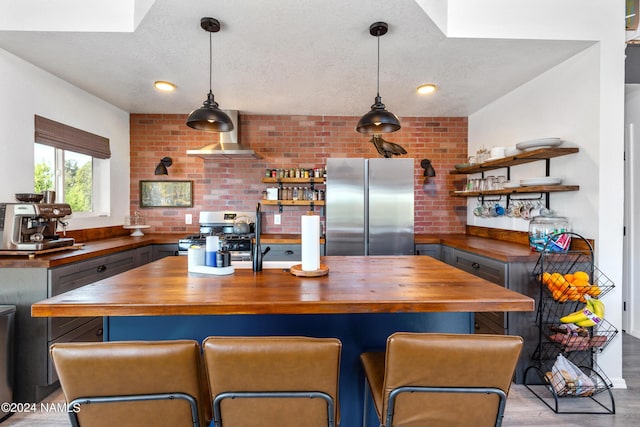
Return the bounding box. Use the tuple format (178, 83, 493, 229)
(186, 91, 234, 132)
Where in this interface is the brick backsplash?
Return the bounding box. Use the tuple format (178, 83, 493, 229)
(130, 114, 468, 235)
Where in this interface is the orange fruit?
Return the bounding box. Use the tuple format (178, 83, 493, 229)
(564, 273, 574, 283)
(550, 273, 567, 287)
(542, 272, 552, 285)
(571, 280, 591, 295)
(573, 271, 590, 282)
(588, 286, 602, 297)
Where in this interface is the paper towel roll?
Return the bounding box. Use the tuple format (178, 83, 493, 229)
(301, 214, 320, 271)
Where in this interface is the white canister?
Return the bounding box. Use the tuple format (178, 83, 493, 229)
(188, 246, 206, 270)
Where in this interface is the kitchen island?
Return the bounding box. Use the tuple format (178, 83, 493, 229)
(32, 255, 534, 426)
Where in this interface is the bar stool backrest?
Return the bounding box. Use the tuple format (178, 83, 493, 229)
(50, 340, 208, 427)
(382, 332, 523, 426)
(203, 336, 342, 427)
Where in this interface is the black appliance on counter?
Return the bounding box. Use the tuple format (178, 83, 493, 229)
(178, 211, 255, 261)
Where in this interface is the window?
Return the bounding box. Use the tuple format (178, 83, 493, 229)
(34, 143, 94, 212)
(33, 115, 110, 216)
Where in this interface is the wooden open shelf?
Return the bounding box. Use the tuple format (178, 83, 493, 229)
(449, 147, 579, 175)
(450, 185, 579, 197)
(262, 177, 325, 184)
(261, 200, 325, 206)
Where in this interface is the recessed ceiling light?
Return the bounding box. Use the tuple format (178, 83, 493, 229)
(417, 84, 437, 95)
(154, 81, 176, 92)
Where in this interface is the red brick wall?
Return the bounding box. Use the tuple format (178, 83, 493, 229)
(129, 114, 468, 235)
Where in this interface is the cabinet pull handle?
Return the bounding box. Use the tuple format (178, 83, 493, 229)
(471, 262, 480, 269)
(474, 322, 480, 330)
(285, 250, 294, 255)
(96, 265, 107, 273)
(96, 328, 104, 337)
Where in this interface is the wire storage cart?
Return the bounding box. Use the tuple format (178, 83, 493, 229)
(523, 232, 618, 414)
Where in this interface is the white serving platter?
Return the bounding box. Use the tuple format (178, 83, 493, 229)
(515, 138, 563, 151)
(520, 177, 563, 186)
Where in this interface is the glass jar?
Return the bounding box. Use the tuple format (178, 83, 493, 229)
(529, 216, 571, 252)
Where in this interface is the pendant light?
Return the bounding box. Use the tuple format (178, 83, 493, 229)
(186, 17, 234, 132)
(356, 22, 401, 135)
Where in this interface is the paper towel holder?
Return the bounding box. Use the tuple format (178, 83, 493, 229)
(289, 264, 329, 277)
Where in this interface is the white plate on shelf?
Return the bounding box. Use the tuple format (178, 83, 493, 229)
(520, 177, 563, 186)
(504, 147, 522, 157)
(502, 182, 521, 189)
(515, 138, 563, 151)
(484, 156, 504, 162)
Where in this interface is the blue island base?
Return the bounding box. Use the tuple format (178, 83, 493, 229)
(106, 312, 473, 427)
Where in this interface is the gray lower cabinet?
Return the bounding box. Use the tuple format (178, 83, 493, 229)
(152, 243, 179, 260)
(0, 245, 161, 403)
(414, 244, 442, 260)
(262, 243, 326, 261)
(425, 245, 538, 384)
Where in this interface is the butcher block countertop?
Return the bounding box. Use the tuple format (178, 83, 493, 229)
(0, 235, 179, 268)
(31, 255, 534, 318)
(0, 230, 539, 268)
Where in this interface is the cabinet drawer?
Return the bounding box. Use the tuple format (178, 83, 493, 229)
(48, 318, 103, 384)
(136, 245, 153, 265)
(48, 249, 137, 296)
(449, 249, 507, 286)
(152, 244, 178, 260)
(48, 250, 136, 340)
(415, 244, 441, 260)
(263, 244, 301, 261)
(474, 312, 506, 335)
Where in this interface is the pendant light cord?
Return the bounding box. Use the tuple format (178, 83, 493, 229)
(208, 31, 213, 92)
(376, 33, 380, 97)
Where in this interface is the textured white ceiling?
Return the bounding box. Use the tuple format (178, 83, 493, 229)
(0, 0, 592, 117)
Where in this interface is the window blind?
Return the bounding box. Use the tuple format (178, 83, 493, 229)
(34, 115, 111, 159)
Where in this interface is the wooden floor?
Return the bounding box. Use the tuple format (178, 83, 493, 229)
(2, 333, 639, 426)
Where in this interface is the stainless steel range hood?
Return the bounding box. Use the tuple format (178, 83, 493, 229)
(186, 110, 262, 159)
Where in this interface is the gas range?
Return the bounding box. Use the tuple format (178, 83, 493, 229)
(177, 211, 255, 261)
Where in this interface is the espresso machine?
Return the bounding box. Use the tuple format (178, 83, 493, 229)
(0, 203, 75, 251)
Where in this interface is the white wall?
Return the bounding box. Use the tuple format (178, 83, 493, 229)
(469, 45, 626, 388)
(444, 0, 626, 386)
(0, 48, 130, 230)
(468, 46, 600, 235)
(624, 85, 640, 338)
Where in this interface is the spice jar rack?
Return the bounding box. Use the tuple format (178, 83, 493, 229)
(261, 177, 325, 213)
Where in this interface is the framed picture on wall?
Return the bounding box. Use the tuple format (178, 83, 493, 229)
(139, 180, 193, 208)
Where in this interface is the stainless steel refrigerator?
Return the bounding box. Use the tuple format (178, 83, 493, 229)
(326, 158, 414, 255)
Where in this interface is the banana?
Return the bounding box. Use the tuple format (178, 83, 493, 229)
(591, 298, 605, 319)
(559, 299, 593, 324)
(575, 297, 604, 327)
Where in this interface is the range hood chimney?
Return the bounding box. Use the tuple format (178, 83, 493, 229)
(186, 110, 262, 159)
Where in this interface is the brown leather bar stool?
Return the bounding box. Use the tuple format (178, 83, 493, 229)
(360, 332, 523, 427)
(202, 336, 342, 427)
(50, 340, 209, 427)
